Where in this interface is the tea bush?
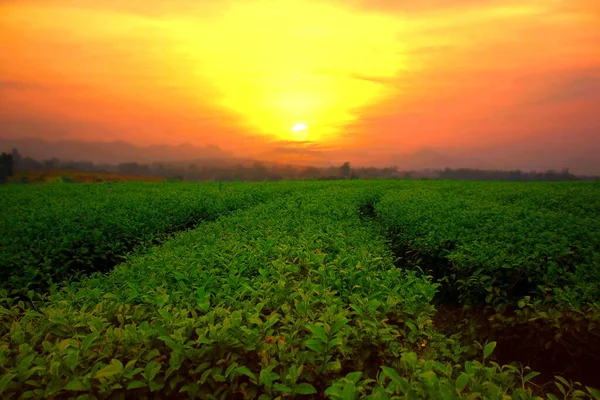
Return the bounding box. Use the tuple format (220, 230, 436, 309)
(0, 182, 291, 295)
(1, 180, 599, 398)
(374, 181, 600, 387)
(375, 182, 600, 308)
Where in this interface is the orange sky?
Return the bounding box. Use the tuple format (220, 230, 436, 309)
(1, 0, 599, 170)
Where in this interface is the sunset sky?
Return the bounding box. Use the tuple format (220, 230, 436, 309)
(1, 0, 599, 171)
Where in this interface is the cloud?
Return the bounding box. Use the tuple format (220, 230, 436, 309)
(348, 73, 400, 86)
(0, 0, 226, 19)
(272, 147, 325, 156)
(528, 68, 600, 106)
(0, 80, 47, 91)
(396, 45, 455, 55)
(0, 115, 115, 142)
(342, 0, 507, 15)
(268, 140, 330, 156)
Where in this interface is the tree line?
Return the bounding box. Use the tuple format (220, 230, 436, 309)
(1, 148, 597, 183)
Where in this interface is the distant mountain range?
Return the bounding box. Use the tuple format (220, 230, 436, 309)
(0, 137, 234, 165)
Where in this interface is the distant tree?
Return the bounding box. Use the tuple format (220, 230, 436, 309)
(11, 148, 21, 170)
(381, 166, 398, 178)
(18, 156, 41, 170)
(340, 162, 351, 178)
(299, 166, 321, 179)
(118, 162, 144, 175)
(0, 152, 14, 183)
(44, 158, 60, 169)
(560, 168, 575, 181)
(0, 165, 7, 184)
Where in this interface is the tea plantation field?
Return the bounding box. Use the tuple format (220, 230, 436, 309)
(0, 180, 599, 399)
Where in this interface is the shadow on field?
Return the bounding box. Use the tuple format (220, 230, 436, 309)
(434, 304, 600, 390)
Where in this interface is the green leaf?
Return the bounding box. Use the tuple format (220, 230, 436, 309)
(523, 371, 540, 383)
(464, 361, 475, 375)
(259, 368, 280, 389)
(144, 361, 161, 382)
(158, 336, 183, 353)
(306, 324, 328, 343)
(149, 378, 165, 392)
(342, 381, 356, 400)
(325, 360, 342, 372)
(324, 386, 343, 398)
(405, 320, 417, 333)
(0, 373, 17, 394)
(95, 360, 123, 379)
(346, 372, 362, 384)
(420, 371, 436, 382)
(455, 373, 468, 392)
(555, 375, 570, 387)
(158, 307, 173, 323)
(306, 339, 325, 353)
(331, 319, 348, 334)
(587, 387, 600, 400)
(294, 383, 317, 395)
(381, 366, 409, 393)
(127, 380, 147, 389)
(483, 342, 496, 359)
(80, 332, 99, 353)
(273, 383, 293, 395)
(264, 314, 280, 330)
(235, 366, 257, 382)
(169, 350, 183, 370)
(400, 352, 417, 370)
(64, 350, 80, 372)
(17, 354, 35, 374)
(64, 378, 88, 391)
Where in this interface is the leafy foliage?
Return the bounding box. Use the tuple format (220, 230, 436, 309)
(375, 181, 600, 387)
(375, 182, 600, 308)
(0, 180, 598, 398)
(0, 182, 289, 295)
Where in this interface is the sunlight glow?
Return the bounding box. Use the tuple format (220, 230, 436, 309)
(169, 0, 408, 143)
(291, 123, 309, 141)
(292, 123, 307, 132)
(1, 0, 596, 159)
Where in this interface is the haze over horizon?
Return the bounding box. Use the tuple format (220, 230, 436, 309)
(1, 0, 599, 173)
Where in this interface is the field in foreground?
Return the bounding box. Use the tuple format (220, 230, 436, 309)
(0, 180, 599, 399)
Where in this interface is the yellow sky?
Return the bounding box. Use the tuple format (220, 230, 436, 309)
(0, 0, 599, 169)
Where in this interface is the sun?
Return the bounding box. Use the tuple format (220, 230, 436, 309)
(291, 123, 309, 141)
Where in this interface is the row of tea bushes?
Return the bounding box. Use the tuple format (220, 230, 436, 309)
(375, 182, 600, 308)
(0, 182, 292, 296)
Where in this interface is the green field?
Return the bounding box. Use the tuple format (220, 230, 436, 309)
(1, 180, 599, 399)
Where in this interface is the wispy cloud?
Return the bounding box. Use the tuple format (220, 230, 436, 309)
(348, 73, 400, 86)
(0, 80, 47, 91)
(528, 68, 600, 106)
(343, 0, 508, 14)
